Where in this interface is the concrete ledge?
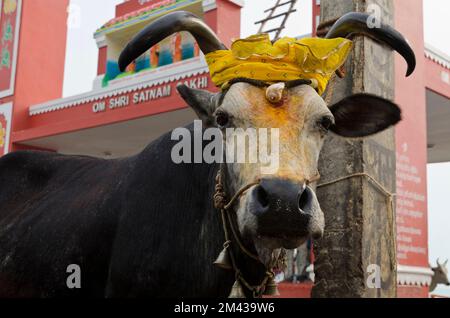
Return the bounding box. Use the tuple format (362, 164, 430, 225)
(397, 265, 434, 286)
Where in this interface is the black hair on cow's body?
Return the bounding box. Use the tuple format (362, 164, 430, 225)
(0, 124, 265, 297)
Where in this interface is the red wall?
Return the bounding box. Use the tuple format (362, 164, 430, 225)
(397, 286, 429, 298)
(116, 0, 156, 17)
(394, 1, 430, 297)
(311, 0, 320, 36)
(267, 283, 313, 299)
(394, 0, 428, 270)
(2, 0, 69, 150)
(215, 0, 241, 47)
(98, 46, 108, 76)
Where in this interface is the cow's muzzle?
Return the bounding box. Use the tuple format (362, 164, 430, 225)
(248, 178, 323, 242)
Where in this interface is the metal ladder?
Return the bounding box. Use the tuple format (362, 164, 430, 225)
(255, 0, 298, 41)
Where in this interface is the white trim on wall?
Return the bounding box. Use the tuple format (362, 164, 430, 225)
(202, 0, 217, 11)
(397, 264, 434, 287)
(95, 34, 107, 49)
(0, 0, 22, 99)
(425, 44, 450, 70)
(227, 0, 244, 7)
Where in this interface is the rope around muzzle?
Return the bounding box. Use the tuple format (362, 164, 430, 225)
(214, 166, 260, 262)
(213, 164, 287, 298)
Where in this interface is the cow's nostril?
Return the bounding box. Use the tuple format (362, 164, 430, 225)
(298, 186, 312, 212)
(312, 231, 323, 240)
(256, 185, 269, 208)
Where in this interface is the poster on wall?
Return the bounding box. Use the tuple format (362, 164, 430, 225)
(0, 102, 12, 156)
(396, 139, 428, 268)
(0, 0, 22, 98)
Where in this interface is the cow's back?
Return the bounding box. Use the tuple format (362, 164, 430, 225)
(0, 151, 129, 297)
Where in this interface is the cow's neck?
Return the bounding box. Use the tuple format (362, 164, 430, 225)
(130, 125, 267, 297)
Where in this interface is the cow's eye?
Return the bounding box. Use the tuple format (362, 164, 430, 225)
(215, 111, 230, 128)
(317, 116, 334, 132)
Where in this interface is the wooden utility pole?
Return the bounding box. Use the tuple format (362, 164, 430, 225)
(312, 0, 397, 298)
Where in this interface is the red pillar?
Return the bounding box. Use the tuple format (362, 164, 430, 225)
(0, 0, 69, 152)
(311, 0, 321, 36)
(394, 0, 430, 297)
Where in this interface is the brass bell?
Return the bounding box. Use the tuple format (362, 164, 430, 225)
(263, 276, 280, 296)
(228, 280, 246, 298)
(213, 246, 232, 270)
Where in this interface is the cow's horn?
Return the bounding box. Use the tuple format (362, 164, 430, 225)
(437, 258, 441, 266)
(445, 259, 448, 266)
(119, 11, 226, 72)
(325, 12, 416, 77)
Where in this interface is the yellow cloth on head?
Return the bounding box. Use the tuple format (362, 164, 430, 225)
(205, 34, 353, 95)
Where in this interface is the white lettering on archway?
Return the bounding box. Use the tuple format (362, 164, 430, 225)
(91, 76, 209, 114)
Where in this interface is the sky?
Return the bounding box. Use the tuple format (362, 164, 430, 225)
(63, 0, 450, 296)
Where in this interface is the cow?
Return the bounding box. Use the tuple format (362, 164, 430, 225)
(430, 259, 450, 292)
(0, 11, 415, 298)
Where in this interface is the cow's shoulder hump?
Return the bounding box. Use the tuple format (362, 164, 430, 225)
(0, 150, 104, 191)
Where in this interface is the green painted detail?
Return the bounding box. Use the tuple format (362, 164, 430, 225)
(115, 71, 135, 79)
(2, 20, 13, 43)
(0, 47, 11, 69)
(102, 74, 111, 88)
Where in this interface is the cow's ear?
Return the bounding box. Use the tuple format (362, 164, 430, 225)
(329, 93, 402, 138)
(177, 84, 221, 127)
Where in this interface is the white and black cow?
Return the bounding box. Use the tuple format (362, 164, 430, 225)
(0, 11, 415, 298)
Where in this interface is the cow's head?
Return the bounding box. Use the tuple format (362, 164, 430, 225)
(119, 11, 415, 264)
(431, 259, 450, 291)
